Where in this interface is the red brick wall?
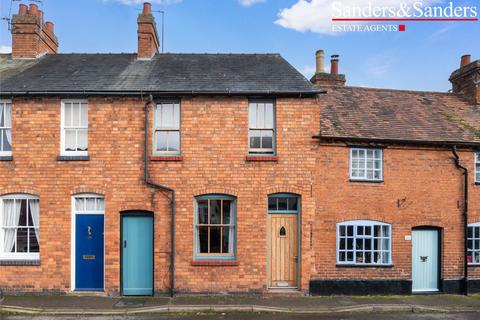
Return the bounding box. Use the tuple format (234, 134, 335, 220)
(1, 95, 478, 294)
(313, 144, 480, 282)
(0, 96, 320, 294)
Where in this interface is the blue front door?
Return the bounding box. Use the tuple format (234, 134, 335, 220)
(75, 214, 104, 291)
(122, 215, 153, 296)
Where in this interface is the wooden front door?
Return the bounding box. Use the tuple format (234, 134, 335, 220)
(268, 214, 298, 288)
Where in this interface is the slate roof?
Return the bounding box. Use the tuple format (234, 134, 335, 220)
(0, 53, 318, 96)
(319, 86, 480, 146)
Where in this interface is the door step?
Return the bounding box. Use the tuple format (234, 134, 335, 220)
(67, 291, 108, 297)
(265, 288, 304, 297)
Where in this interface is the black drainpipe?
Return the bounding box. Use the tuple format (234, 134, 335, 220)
(452, 146, 468, 295)
(143, 95, 175, 297)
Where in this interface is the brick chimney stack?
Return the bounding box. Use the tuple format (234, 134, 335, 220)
(449, 54, 479, 105)
(310, 50, 346, 87)
(11, 3, 58, 59)
(137, 2, 160, 60)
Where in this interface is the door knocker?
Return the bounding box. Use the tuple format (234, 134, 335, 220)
(87, 226, 93, 239)
(420, 256, 428, 262)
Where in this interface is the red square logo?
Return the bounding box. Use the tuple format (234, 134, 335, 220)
(399, 24, 406, 32)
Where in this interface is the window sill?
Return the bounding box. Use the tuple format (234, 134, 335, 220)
(0, 156, 13, 161)
(0, 259, 40, 266)
(468, 264, 480, 267)
(57, 155, 90, 161)
(349, 179, 384, 184)
(246, 155, 278, 162)
(336, 264, 394, 268)
(150, 156, 183, 161)
(191, 260, 239, 267)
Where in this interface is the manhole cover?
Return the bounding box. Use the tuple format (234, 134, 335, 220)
(114, 299, 146, 308)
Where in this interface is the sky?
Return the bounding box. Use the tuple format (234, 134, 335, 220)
(0, 0, 479, 92)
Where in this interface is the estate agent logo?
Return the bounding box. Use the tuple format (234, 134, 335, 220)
(331, 1, 479, 32)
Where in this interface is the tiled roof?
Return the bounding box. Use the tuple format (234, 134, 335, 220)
(0, 53, 318, 96)
(319, 86, 480, 145)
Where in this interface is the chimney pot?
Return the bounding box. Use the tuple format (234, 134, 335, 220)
(460, 54, 471, 68)
(330, 54, 339, 75)
(18, 4, 27, 15)
(315, 49, 325, 74)
(46, 21, 54, 33)
(143, 2, 152, 14)
(38, 10, 44, 24)
(29, 3, 38, 16)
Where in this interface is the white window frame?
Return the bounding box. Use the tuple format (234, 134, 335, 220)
(248, 100, 275, 155)
(70, 193, 105, 291)
(468, 222, 480, 266)
(60, 100, 88, 156)
(153, 101, 181, 156)
(349, 148, 383, 181)
(0, 194, 40, 260)
(0, 99, 12, 156)
(336, 220, 392, 266)
(475, 153, 480, 184)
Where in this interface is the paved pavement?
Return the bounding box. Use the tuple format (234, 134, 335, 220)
(1, 294, 480, 317)
(1, 312, 480, 320)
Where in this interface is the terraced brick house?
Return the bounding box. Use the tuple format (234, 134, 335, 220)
(0, 2, 479, 296)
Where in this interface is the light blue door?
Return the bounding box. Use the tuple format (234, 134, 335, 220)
(412, 229, 439, 292)
(122, 215, 153, 296)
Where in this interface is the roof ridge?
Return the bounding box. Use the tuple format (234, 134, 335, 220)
(49, 53, 282, 56)
(341, 85, 453, 95)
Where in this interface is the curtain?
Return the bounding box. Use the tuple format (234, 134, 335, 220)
(5, 104, 11, 147)
(196, 202, 200, 253)
(228, 203, 235, 254)
(3, 199, 21, 253)
(29, 199, 40, 243)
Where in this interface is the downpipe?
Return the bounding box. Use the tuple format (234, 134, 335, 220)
(144, 95, 176, 297)
(452, 146, 468, 296)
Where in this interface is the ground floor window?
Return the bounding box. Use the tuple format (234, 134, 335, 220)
(468, 223, 480, 265)
(337, 220, 391, 265)
(195, 195, 236, 259)
(0, 195, 40, 260)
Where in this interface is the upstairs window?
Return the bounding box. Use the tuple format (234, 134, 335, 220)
(350, 148, 383, 181)
(468, 223, 480, 265)
(154, 102, 180, 155)
(475, 153, 480, 183)
(194, 195, 236, 260)
(337, 220, 391, 266)
(61, 100, 88, 156)
(249, 100, 275, 154)
(0, 100, 12, 156)
(0, 195, 40, 260)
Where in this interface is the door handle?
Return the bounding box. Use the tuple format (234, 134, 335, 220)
(294, 256, 298, 262)
(124, 240, 127, 248)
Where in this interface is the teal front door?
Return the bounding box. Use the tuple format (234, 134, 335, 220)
(121, 213, 154, 296)
(412, 229, 439, 292)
